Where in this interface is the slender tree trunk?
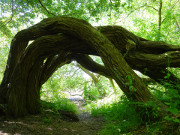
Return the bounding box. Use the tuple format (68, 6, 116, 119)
(157, 0, 162, 41)
(109, 78, 117, 95)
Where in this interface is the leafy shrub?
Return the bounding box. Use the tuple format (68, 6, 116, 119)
(87, 94, 143, 134)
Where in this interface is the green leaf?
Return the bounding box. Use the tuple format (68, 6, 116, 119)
(173, 119, 180, 123)
(164, 116, 171, 121)
(168, 108, 178, 114)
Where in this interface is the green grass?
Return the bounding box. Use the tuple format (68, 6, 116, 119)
(85, 94, 143, 134)
(52, 98, 78, 113)
(39, 69, 180, 134)
(85, 78, 180, 135)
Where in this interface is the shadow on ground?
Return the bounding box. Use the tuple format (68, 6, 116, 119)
(0, 98, 105, 135)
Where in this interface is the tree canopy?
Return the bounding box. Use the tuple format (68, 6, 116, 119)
(1, 0, 179, 41)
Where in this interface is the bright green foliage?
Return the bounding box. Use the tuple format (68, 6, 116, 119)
(85, 69, 180, 134)
(149, 78, 180, 127)
(0, 0, 179, 134)
(1, 0, 179, 44)
(149, 75, 180, 110)
(40, 64, 85, 113)
(0, 43, 9, 82)
(87, 82, 180, 134)
(88, 95, 142, 134)
(83, 82, 100, 101)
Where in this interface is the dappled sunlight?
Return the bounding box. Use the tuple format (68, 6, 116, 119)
(90, 93, 121, 108)
(0, 0, 180, 134)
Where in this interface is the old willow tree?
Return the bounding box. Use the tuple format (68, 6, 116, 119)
(0, 17, 180, 117)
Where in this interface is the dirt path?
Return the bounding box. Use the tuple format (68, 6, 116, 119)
(0, 97, 105, 135)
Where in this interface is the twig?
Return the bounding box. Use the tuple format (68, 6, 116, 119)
(0, 0, 14, 29)
(118, 4, 158, 23)
(174, 16, 180, 30)
(146, 5, 158, 11)
(161, 0, 180, 24)
(38, 0, 56, 16)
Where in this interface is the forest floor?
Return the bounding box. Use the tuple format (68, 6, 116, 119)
(0, 93, 179, 135)
(0, 95, 106, 135)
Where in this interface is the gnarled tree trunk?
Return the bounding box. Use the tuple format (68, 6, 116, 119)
(0, 17, 179, 117)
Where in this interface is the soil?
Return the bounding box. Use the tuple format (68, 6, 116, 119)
(0, 99, 105, 135)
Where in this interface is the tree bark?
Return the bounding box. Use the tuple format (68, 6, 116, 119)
(0, 16, 179, 117)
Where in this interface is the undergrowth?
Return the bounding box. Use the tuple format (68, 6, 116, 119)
(85, 79, 180, 135)
(40, 68, 180, 134)
(40, 78, 78, 114)
(41, 98, 78, 114)
(86, 95, 142, 134)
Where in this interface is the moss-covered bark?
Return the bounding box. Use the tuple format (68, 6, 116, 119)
(0, 17, 179, 117)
